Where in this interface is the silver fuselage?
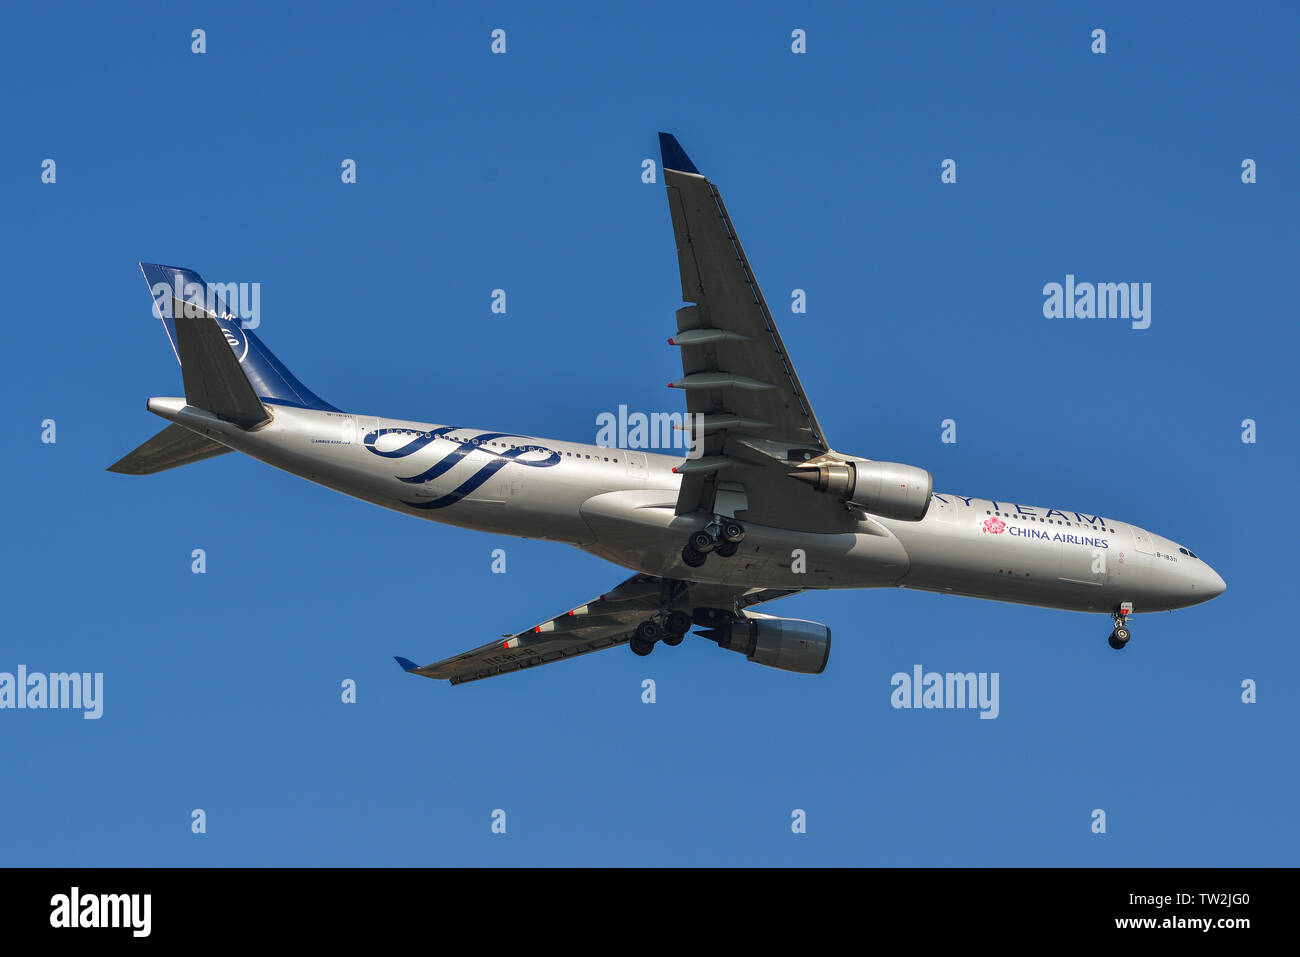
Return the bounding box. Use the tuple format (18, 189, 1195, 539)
(149, 398, 1225, 616)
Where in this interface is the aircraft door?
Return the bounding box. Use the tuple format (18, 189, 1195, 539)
(1132, 527, 1156, 555)
(932, 494, 961, 524)
(625, 451, 648, 481)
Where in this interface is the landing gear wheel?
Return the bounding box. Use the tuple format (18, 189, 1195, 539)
(720, 520, 746, 544)
(634, 619, 662, 644)
(1108, 627, 1130, 650)
(630, 636, 654, 656)
(688, 530, 716, 554)
(665, 611, 692, 636)
(682, 545, 707, 568)
(662, 611, 690, 646)
(714, 542, 739, 558)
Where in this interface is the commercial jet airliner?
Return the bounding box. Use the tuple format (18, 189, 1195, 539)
(110, 134, 1225, 684)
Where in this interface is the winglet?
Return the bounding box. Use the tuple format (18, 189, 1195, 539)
(394, 656, 421, 673)
(658, 132, 699, 174)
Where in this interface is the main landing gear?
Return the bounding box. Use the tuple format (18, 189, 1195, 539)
(681, 519, 746, 568)
(1108, 604, 1133, 650)
(629, 581, 694, 657)
(629, 610, 693, 656)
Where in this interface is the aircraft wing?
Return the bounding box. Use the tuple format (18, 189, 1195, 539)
(395, 573, 802, 686)
(659, 134, 851, 530)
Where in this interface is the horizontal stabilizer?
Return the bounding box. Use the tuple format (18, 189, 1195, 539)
(173, 298, 270, 429)
(107, 423, 231, 475)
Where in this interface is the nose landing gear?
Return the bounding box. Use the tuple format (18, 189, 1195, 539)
(1108, 604, 1133, 650)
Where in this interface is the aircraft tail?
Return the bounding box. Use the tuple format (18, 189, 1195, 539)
(138, 263, 338, 413)
(109, 264, 340, 476)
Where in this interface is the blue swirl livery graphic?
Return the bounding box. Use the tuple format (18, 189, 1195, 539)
(363, 426, 560, 510)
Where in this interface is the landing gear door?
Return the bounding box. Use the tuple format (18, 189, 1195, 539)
(713, 481, 748, 519)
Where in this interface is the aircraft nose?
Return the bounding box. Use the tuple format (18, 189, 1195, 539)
(1205, 565, 1227, 599)
(1188, 562, 1227, 603)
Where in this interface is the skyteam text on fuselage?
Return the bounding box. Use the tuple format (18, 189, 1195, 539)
(109, 134, 1225, 684)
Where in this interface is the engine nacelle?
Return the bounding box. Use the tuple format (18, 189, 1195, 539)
(789, 458, 932, 521)
(705, 615, 831, 675)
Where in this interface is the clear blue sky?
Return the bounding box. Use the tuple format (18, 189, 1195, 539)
(1, 1, 1295, 866)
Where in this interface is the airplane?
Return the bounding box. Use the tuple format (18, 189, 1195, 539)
(109, 133, 1226, 685)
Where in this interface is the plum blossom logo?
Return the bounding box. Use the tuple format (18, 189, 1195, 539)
(982, 517, 1006, 535)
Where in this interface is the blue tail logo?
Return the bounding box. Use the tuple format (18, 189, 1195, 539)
(215, 321, 250, 362)
(363, 427, 560, 510)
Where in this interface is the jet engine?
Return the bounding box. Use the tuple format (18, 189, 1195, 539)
(788, 457, 932, 521)
(702, 615, 831, 674)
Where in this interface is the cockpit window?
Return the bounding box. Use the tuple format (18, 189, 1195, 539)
(1179, 547, 1199, 559)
